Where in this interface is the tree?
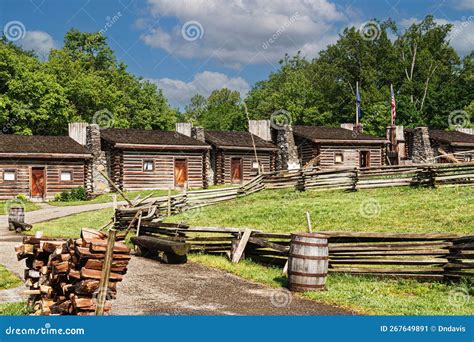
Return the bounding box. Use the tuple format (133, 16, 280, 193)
(0, 29, 177, 135)
(183, 88, 246, 131)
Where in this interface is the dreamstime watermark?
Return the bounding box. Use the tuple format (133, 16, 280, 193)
(92, 109, 114, 128)
(5, 323, 85, 336)
(4, 198, 25, 216)
(262, 12, 300, 50)
(99, 11, 123, 36)
(180, 204, 204, 220)
(448, 110, 471, 129)
(359, 198, 381, 218)
(181, 20, 204, 41)
(450, 16, 474, 41)
(270, 109, 292, 130)
(448, 287, 470, 308)
(358, 20, 381, 41)
(270, 288, 293, 308)
(2, 116, 19, 133)
(3, 20, 26, 42)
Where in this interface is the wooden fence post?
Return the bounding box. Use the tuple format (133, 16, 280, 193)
(95, 229, 116, 315)
(167, 188, 172, 216)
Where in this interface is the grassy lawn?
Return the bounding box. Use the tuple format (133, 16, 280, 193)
(0, 302, 29, 315)
(190, 254, 473, 315)
(167, 186, 474, 234)
(0, 265, 22, 290)
(0, 201, 40, 214)
(48, 189, 179, 207)
(28, 207, 115, 238)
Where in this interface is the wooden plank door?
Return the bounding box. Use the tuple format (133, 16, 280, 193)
(31, 168, 45, 197)
(231, 158, 243, 184)
(174, 159, 188, 187)
(359, 151, 370, 168)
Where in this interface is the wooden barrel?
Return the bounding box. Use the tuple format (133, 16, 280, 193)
(288, 232, 328, 292)
(8, 206, 25, 223)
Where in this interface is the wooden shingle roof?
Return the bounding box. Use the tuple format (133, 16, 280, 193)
(0, 134, 90, 158)
(100, 128, 209, 149)
(429, 129, 474, 146)
(204, 131, 278, 150)
(292, 125, 387, 144)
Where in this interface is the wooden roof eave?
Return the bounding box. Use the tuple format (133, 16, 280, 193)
(293, 132, 387, 145)
(0, 153, 92, 159)
(212, 145, 278, 152)
(114, 142, 211, 150)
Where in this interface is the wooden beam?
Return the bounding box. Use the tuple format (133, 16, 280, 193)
(95, 229, 116, 316)
(231, 229, 252, 263)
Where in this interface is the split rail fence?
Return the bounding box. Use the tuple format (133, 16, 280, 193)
(135, 224, 473, 281)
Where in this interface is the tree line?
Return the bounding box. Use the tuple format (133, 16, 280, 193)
(1, 16, 472, 137)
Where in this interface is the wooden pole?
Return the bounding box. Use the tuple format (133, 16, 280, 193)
(355, 81, 359, 126)
(306, 211, 313, 233)
(167, 188, 172, 216)
(95, 229, 116, 315)
(97, 169, 133, 206)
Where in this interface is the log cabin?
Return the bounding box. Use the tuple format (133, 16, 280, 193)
(0, 135, 91, 200)
(404, 128, 474, 163)
(99, 128, 210, 190)
(291, 125, 388, 169)
(203, 130, 278, 185)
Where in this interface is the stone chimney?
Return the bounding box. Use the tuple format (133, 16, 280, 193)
(386, 125, 406, 164)
(191, 127, 206, 142)
(276, 125, 300, 171)
(412, 127, 434, 164)
(68, 122, 88, 145)
(455, 127, 473, 135)
(69, 122, 109, 194)
(176, 122, 193, 137)
(249, 120, 272, 142)
(340, 123, 354, 131)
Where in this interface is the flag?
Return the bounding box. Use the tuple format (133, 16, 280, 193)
(390, 84, 397, 125)
(356, 82, 362, 122)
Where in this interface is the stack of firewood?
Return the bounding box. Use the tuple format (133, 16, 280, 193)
(15, 228, 130, 315)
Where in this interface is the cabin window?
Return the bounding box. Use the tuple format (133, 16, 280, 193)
(60, 171, 72, 181)
(3, 170, 16, 181)
(143, 160, 154, 172)
(464, 155, 472, 162)
(334, 153, 344, 164)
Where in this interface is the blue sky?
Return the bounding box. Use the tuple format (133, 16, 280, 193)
(1, 0, 473, 110)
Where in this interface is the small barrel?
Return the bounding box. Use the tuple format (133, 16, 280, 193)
(8, 206, 25, 224)
(287, 232, 329, 292)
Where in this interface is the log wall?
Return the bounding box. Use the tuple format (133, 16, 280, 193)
(213, 149, 276, 185)
(0, 159, 87, 200)
(118, 150, 206, 191)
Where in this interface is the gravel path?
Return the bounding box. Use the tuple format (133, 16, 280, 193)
(112, 256, 354, 315)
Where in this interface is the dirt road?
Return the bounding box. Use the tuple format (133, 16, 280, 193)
(112, 256, 353, 315)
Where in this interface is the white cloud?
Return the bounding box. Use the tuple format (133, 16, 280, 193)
(149, 71, 250, 109)
(139, 0, 345, 66)
(400, 17, 474, 55)
(17, 31, 56, 59)
(454, 0, 474, 10)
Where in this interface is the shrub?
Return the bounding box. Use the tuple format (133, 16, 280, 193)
(54, 187, 88, 202)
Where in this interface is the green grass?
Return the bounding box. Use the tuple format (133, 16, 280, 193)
(190, 254, 474, 315)
(0, 302, 30, 315)
(0, 201, 40, 214)
(48, 189, 179, 207)
(167, 186, 474, 234)
(28, 207, 115, 238)
(0, 265, 22, 290)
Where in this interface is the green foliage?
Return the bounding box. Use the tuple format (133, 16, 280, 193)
(0, 264, 22, 290)
(0, 29, 176, 135)
(184, 88, 247, 131)
(0, 302, 31, 315)
(245, 15, 473, 132)
(54, 187, 88, 202)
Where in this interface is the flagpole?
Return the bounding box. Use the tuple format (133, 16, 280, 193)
(390, 84, 394, 126)
(355, 81, 359, 126)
